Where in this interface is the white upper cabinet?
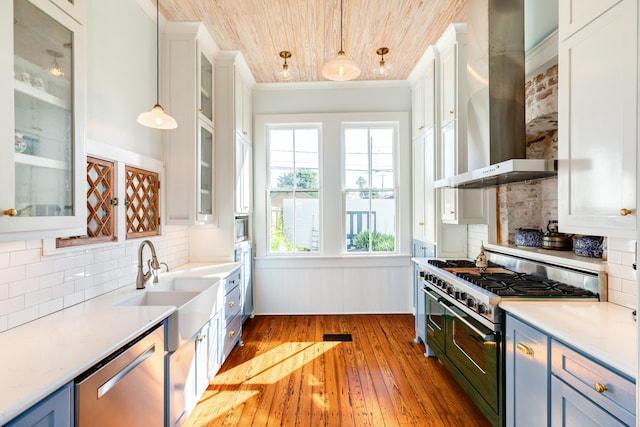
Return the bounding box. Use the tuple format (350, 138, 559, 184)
(558, 0, 637, 237)
(411, 78, 425, 136)
(234, 69, 253, 142)
(434, 23, 488, 226)
(163, 22, 217, 225)
(0, 0, 87, 241)
(49, 0, 85, 23)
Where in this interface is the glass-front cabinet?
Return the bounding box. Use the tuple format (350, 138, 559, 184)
(198, 123, 214, 222)
(1, 0, 86, 239)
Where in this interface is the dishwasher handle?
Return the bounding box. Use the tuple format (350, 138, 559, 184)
(97, 344, 156, 399)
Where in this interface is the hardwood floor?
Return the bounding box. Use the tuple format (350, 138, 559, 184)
(185, 315, 491, 427)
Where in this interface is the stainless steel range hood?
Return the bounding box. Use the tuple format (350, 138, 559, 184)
(434, 0, 557, 189)
(434, 159, 557, 189)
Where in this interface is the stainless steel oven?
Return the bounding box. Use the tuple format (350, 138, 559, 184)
(416, 248, 602, 427)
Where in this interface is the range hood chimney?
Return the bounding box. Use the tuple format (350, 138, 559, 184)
(435, 0, 557, 189)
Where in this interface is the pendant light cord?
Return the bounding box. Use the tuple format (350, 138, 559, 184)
(339, 0, 344, 52)
(155, 0, 160, 105)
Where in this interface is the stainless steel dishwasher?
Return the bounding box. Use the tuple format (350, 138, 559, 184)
(75, 323, 166, 427)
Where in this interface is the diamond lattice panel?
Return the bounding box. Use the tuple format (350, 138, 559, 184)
(125, 166, 159, 238)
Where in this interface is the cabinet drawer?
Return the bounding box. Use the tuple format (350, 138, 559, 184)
(223, 315, 242, 357)
(551, 340, 635, 422)
(224, 285, 242, 324)
(224, 270, 241, 295)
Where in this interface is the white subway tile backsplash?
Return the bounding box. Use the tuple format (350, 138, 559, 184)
(52, 256, 76, 273)
(607, 249, 623, 265)
(605, 237, 637, 310)
(25, 288, 52, 307)
(8, 305, 38, 329)
(10, 249, 41, 266)
(26, 260, 54, 279)
(0, 241, 26, 253)
(0, 296, 25, 316)
(608, 263, 637, 282)
(9, 277, 39, 298)
(63, 291, 85, 308)
(0, 227, 191, 332)
(39, 272, 64, 289)
(39, 298, 63, 317)
(621, 279, 637, 296)
(608, 237, 636, 252)
(0, 266, 26, 286)
(0, 253, 9, 269)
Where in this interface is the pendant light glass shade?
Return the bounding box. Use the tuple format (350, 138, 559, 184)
(372, 47, 391, 76)
(137, 104, 178, 129)
(278, 51, 293, 81)
(322, 0, 360, 81)
(138, 0, 177, 130)
(322, 51, 361, 81)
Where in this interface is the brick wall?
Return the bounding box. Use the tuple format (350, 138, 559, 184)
(498, 64, 559, 244)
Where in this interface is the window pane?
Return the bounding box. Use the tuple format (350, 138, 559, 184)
(344, 128, 369, 188)
(371, 128, 394, 188)
(269, 129, 294, 189)
(269, 191, 319, 253)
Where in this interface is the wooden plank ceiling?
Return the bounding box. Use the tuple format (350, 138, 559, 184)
(157, 0, 467, 83)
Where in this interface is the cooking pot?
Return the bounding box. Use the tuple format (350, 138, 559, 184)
(515, 228, 543, 247)
(541, 220, 573, 251)
(574, 235, 604, 257)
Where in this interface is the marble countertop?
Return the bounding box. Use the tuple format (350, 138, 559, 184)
(500, 301, 637, 378)
(0, 262, 240, 425)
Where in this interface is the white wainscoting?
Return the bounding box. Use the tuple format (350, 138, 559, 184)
(254, 255, 412, 314)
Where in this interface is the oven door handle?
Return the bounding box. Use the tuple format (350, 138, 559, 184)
(437, 300, 494, 341)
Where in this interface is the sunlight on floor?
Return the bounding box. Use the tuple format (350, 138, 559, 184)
(188, 341, 341, 425)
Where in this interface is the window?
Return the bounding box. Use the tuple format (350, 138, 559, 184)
(344, 125, 396, 252)
(267, 125, 320, 253)
(56, 157, 115, 248)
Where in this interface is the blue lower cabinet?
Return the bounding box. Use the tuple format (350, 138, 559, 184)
(5, 383, 72, 427)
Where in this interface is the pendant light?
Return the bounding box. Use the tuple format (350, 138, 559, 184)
(372, 47, 391, 76)
(46, 50, 64, 77)
(278, 51, 292, 81)
(321, 0, 360, 81)
(137, 0, 177, 130)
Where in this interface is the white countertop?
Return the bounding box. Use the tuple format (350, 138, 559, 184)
(500, 301, 637, 378)
(0, 262, 240, 425)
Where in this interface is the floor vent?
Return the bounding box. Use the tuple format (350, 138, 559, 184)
(323, 333, 352, 342)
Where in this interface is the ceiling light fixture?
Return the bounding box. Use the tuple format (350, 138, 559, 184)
(137, 0, 177, 130)
(46, 50, 64, 77)
(278, 51, 292, 81)
(321, 0, 360, 81)
(372, 47, 390, 76)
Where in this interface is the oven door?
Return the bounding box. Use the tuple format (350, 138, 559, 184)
(423, 286, 445, 357)
(440, 300, 501, 413)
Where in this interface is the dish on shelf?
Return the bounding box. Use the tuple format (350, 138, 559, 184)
(15, 133, 27, 153)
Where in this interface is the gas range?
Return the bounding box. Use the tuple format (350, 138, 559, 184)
(419, 249, 601, 329)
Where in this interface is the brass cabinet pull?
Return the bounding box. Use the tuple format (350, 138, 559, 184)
(197, 334, 207, 342)
(620, 208, 633, 216)
(516, 342, 534, 356)
(199, 108, 204, 113)
(3, 208, 17, 217)
(418, 125, 425, 130)
(449, 110, 454, 115)
(418, 222, 425, 225)
(594, 383, 608, 393)
(229, 330, 236, 338)
(229, 301, 235, 308)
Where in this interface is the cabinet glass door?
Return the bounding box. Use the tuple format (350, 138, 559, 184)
(198, 123, 213, 222)
(13, 0, 74, 218)
(199, 53, 213, 122)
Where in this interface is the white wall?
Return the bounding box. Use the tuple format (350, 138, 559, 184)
(0, 0, 190, 331)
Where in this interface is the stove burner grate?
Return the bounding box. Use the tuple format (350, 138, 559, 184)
(454, 271, 597, 298)
(427, 259, 499, 269)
